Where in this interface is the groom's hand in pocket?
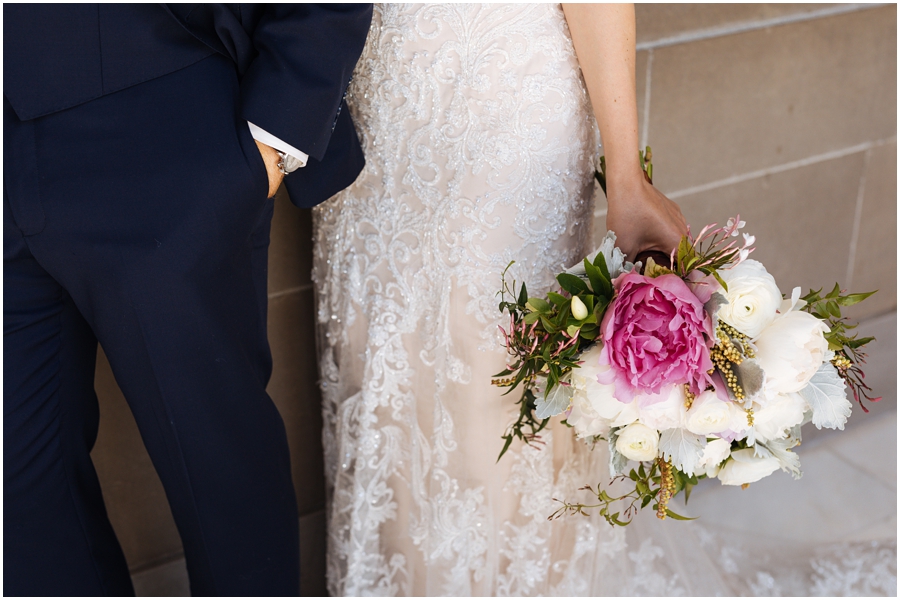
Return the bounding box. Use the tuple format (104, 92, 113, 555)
(255, 140, 285, 198)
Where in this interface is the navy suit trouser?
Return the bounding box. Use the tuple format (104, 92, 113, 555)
(4, 55, 300, 596)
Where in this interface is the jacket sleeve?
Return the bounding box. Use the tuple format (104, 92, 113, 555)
(238, 4, 372, 162)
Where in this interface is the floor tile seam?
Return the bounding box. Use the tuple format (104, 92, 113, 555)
(268, 283, 313, 300)
(636, 4, 887, 52)
(665, 137, 897, 200)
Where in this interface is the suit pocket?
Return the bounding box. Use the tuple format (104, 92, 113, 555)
(236, 119, 270, 201)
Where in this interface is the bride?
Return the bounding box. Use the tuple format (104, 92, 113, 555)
(313, 4, 722, 595)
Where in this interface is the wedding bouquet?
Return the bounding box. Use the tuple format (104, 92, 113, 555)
(493, 215, 879, 526)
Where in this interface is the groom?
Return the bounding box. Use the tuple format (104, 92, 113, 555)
(4, 4, 371, 596)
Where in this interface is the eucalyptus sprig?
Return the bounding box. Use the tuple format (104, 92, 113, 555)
(800, 284, 880, 411)
(494, 252, 617, 460)
(549, 459, 698, 527)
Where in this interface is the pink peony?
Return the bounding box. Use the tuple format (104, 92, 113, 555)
(597, 272, 716, 402)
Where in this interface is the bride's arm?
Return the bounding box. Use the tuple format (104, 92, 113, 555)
(562, 3, 687, 260)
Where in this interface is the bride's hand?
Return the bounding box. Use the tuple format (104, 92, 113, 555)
(606, 176, 688, 261)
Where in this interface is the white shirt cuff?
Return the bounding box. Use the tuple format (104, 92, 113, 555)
(247, 122, 308, 168)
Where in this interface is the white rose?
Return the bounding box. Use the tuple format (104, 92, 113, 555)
(571, 344, 631, 422)
(698, 438, 732, 477)
(567, 391, 610, 439)
(685, 390, 748, 436)
(636, 385, 687, 431)
(755, 310, 830, 394)
(717, 448, 780, 485)
(751, 391, 806, 443)
(717, 259, 782, 339)
(615, 423, 659, 462)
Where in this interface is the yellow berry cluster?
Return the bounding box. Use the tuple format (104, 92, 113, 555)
(831, 353, 852, 376)
(745, 407, 755, 427)
(683, 385, 695, 409)
(709, 322, 753, 400)
(656, 457, 675, 520)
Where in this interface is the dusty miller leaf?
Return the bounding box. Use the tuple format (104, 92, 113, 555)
(567, 231, 634, 281)
(753, 438, 802, 480)
(608, 428, 628, 477)
(733, 358, 765, 400)
(705, 292, 729, 332)
(799, 363, 852, 430)
(658, 428, 706, 477)
(534, 383, 573, 419)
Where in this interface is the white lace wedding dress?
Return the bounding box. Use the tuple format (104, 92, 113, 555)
(312, 4, 896, 596)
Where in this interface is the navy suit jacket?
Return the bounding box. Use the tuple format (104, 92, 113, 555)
(3, 3, 372, 207)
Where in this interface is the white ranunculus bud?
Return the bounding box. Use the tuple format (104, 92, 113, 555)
(751, 391, 806, 443)
(636, 385, 687, 431)
(685, 390, 747, 436)
(717, 448, 780, 486)
(698, 438, 732, 477)
(615, 422, 659, 462)
(571, 295, 588, 320)
(717, 260, 782, 339)
(754, 310, 830, 394)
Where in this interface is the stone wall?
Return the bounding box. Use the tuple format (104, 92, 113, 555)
(88, 4, 896, 595)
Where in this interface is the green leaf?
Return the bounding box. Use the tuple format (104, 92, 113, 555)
(526, 297, 552, 313)
(711, 269, 728, 292)
(683, 482, 694, 504)
(846, 336, 875, 349)
(636, 480, 650, 495)
(584, 260, 612, 298)
(594, 250, 612, 281)
(547, 292, 569, 307)
(523, 311, 541, 325)
(540, 315, 556, 333)
(827, 282, 842, 298)
(557, 273, 589, 295)
(497, 435, 514, 462)
(836, 290, 877, 306)
(664, 508, 697, 521)
(609, 512, 630, 527)
(629, 469, 639, 481)
(641, 495, 653, 508)
(566, 325, 581, 337)
(826, 300, 841, 318)
(518, 282, 528, 307)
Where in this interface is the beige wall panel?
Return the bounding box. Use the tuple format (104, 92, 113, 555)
(848, 142, 898, 320)
(635, 3, 835, 44)
(266, 289, 326, 516)
(267, 189, 313, 294)
(676, 152, 864, 297)
(647, 6, 896, 193)
(634, 48, 648, 151)
(92, 349, 182, 571)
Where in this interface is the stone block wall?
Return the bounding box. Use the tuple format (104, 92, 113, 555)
(87, 4, 896, 595)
